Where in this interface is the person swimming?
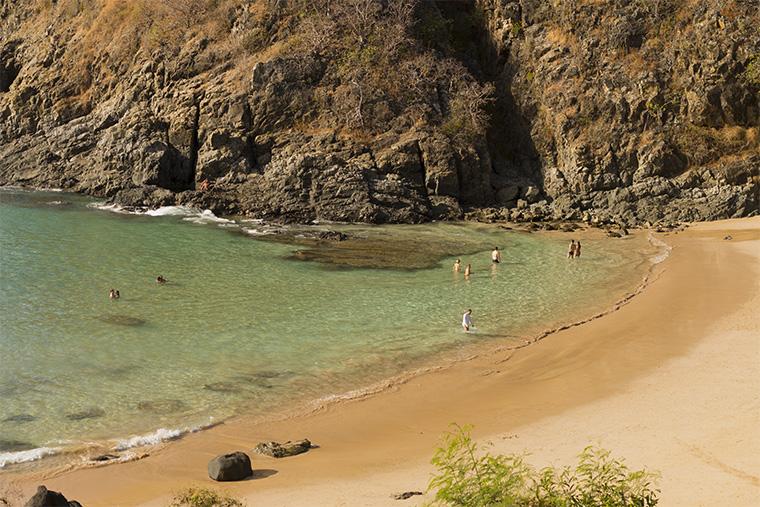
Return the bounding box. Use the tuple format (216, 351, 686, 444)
(462, 309, 473, 332)
(491, 247, 501, 263)
(453, 259, 461, 272)
(567, 240, 576, 259)
(109, 289, 120, 300)
(156, 275, 167, 284)
(464, 263, 472, 277)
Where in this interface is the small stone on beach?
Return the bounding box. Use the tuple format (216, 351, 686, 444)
(92, 453, 120, 462)
(392, 491, 423, 500)
(208, 451, 253, 481)
(24, 485, 82, 507)
(254, 439, 312, 458)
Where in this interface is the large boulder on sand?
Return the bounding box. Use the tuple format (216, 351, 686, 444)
(254, 439, 312, 458)
(24, 486, 82, 507)
(207, 451, 252, 481)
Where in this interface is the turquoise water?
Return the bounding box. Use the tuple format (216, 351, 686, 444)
(0, 189, 656, 468)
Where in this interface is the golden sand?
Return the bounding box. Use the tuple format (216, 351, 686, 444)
(6, 218, 759, 506)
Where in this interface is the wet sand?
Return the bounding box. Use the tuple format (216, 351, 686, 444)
(6, 218, 760, 506)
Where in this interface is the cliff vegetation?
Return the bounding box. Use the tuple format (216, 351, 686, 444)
(1, 0, 758, 225)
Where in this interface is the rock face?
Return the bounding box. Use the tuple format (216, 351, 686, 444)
(207, 451, 253, 481)
(254, 439, 312, 458)
(0, 1, 757, 225)
(24, 486, 82, 507)
(474, 0, 759, 225)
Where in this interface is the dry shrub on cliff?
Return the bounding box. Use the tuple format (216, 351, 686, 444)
(292, 0, 494, 138)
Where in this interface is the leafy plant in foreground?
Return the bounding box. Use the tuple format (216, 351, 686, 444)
(428, 424, 659, 507)
(169, 487, 244, 507)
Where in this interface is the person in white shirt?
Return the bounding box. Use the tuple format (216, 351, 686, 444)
(491, 247, 502, 263)
(462, 309, 473, 332)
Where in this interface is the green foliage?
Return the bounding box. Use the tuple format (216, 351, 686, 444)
(430, 424, 532, 506)
(169, 487, 244, 507)
(416, 5, 453, 50)
(428, 425, 660, 507)
(745, 55, 760, 86)
(511, 21, 523, 38)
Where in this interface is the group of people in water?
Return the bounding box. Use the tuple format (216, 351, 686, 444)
(452, 247, 502, 280)
(454, 247, 502, 331)
(108, 275, 168, 299)
(458, 241, 584, 332)
(567, 240, 582, 258)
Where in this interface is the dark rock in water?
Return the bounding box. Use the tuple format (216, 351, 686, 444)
(23, 485, 82, 507)
(251, 370, 290, 380)
(0, 439, 35, 452)
(203, 382, 242, 393)
(2, 413, 36, 424)
(254, 439, 311, 458)
(208, 451, 252, 481)
(98, 315, 146, 326)
(392, 491, 423, 500)
(137, 399, 187, 414)
(65, 408, 105, 421)
(317, 230, 349, 241)
(91, 453, 119, 462)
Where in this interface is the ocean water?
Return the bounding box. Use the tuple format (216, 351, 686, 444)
(0, 189, 660, 468)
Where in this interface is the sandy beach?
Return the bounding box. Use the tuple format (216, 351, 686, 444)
(5, 218, 759, 506)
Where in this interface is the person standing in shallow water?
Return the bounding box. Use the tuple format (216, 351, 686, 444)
(575, 241, 582, 258)
(462, 309, 473, 332)
(491, 247, 502, 264)
(453, 259, 461, 272)
(464, 263, 472, 278)
(567, 240, 576, 259)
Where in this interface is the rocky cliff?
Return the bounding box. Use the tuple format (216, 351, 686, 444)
(1, 0, 758, 225)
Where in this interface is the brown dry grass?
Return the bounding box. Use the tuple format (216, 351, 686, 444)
(546, 26, 578, 49)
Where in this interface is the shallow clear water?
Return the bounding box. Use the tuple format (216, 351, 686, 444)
(0, 189, 656, 467)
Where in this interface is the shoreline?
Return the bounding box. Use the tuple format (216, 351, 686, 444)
(0, 226, 659, 475)
(0, 189, 658, 475)
(0, 229, 656, 474)
(3, 218, 758, 506)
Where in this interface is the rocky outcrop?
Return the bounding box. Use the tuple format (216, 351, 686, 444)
(254, 439, 312, 458)
(474, 0, 759, 225)
(24, 486, 82, 507)
(207, 451, 253, 481)
(0, 1, 757, 225)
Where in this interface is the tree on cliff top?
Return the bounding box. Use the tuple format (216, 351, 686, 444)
(291, 0, 494, 138)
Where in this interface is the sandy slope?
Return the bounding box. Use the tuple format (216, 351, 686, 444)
(7, 218, 759, 506)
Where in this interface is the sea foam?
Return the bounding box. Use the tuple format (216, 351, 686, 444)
(113, 419, 216, 451)
(0, 447, 59, 468)
(182, 209, 236, 226)
(145, 206, 196, 217)
(114, 428, 184, 451)
(648, 233, 672, 264)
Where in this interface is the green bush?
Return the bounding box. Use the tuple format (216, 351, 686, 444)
(745, 55, 760, 86)
(428, 424, 660, 507)
(169, 487, 244, 507)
